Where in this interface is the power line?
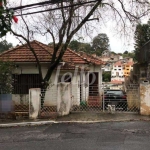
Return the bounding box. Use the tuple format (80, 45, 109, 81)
(8, 0, 70, 11)
(14, 0, 99, 16)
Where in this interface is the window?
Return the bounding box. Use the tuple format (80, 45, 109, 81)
(13, 74, 41, 94)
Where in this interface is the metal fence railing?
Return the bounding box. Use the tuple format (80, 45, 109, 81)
(71, 84, 140, 113)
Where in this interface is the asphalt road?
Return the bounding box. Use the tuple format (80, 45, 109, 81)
(0, 121, 150, 150)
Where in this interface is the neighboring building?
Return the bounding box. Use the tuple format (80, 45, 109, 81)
(0, 40, 104, 109)
(111, 61, 124, 83)
(100, 51, 123, 72)
(123, 61, 134, 77)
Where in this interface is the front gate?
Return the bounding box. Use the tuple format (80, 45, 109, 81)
(38, 83, 140, 119)
(71, 83, 140, 113)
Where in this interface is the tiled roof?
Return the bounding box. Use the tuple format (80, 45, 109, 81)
(111, 80, 123, 84)
(58, 63, 89, 71)
(126, 62, 134, 66)
(114, 61, 122, 66)
(0, 40, 104, 65)
(0, 41, 52, 62)
(78, 52, 104, 65)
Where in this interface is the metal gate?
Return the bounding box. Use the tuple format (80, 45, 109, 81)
(71, 83, 140, 113)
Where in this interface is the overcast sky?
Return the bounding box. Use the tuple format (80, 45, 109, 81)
(4, 0, 149, 54)
(4, 27, 134, 53)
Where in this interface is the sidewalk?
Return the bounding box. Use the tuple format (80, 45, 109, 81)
(0, 112, 150, 127)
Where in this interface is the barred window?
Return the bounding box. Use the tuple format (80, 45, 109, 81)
(12, 74, 41, 94)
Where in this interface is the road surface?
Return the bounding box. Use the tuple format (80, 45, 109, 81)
(0, 121, 150, 150)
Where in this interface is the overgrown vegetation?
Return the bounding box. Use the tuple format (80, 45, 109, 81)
(134, 20, 150, 61)
(0, 61, 14, 94)
(102, 71, 111, 82)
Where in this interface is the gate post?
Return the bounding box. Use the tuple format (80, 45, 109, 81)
(29, 88, 41, 119)
(57, 83, 71, 116)
(140, 81, 150, 115)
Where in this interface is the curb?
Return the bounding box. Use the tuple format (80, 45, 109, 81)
(0, 120, 56, 128)
(1, 118, 150, 128)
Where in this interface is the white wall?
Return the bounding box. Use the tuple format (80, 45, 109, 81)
(12, 63, 102, 108)
(111, 65, 124, 82)
(12, 94, 29, 105)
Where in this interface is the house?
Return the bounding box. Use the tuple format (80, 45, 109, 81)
(111, 61, 124, 83)
(0, 40, 104, 113)
(123, 58, 134, 77)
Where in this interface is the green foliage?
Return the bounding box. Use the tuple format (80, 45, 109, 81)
(0, 0, 14, 37)
(122, 51, 135, 59)
(111, 51, 116, 55)
(69, 40, 93, 54)
(0, 61, 14, 94)
(123, 50, 128, 54)
(134, 21, 150, 61)
(92, 33, 110, 56)
(80, 101, 87, 107)
(69, 33, 110, 56)
(69, 40, 80, 51)
(102, 71, 111, 82)
(0, 40, 13, 52)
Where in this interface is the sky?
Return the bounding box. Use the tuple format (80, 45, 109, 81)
(4, 26, 134, 53)
(3, 0, 149, 54)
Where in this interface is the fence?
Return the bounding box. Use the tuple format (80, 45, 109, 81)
(71, 84, 140, 113)
(0, 83, 140, 119)
(39, 86, 57, 118)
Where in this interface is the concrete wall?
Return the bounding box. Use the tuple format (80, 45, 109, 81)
(57, 83, 71, 116)
(126, 89, 140, 110)
(140, 83, 150, 115)
(12, 94, 29, 105)
(29, 88, 41, 119)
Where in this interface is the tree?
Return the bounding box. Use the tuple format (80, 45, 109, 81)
(0, 61, 14, 94)
(8, 0, 150, 105)
(123, 51, 135, 59)
(123, 51, 128, 54)
(134, 21, 150, 61)
(102, 71, 111, 82)
(69, 40, 80, 51)
(69, 40, 93, 53)
(92, 33, 110, 56)
(0, 0, 18, 37)
(0, 40, 13, 52)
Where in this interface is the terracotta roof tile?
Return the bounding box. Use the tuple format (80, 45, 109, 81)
(111, 80, 123, 84)
(114, 61, 122, 66)
(57, 63, 89, 71)
(0, 40, 104, 65)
